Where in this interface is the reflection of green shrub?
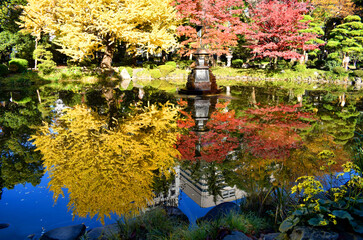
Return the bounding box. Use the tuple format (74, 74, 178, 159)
(150, 69, 162, 79)
(158, 65, 175, 77)
(0, 64, 9, 77)
(9, 58, 28, 73)
(232, 59, 244, 68)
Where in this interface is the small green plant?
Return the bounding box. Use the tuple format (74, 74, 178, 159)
(150, 69, 162, 79)
(232, 59, 244, 68)
(8, 58, 28, 73)
(0, 64, 9, 77)
(280, 161, 363, 234)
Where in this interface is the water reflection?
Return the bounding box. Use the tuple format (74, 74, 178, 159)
(1, 85, 362, 232)
(0, 97, 44, 199)
(31, 101, 180, 223)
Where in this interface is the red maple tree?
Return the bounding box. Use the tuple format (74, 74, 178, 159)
(174, 0, 245, 56)
(243, 0, 319, 61)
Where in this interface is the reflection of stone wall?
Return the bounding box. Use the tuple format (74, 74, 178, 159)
(180, 168, 246, 208)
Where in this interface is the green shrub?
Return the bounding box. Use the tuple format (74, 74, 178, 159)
(353, 70, 363, 78)
(0, 64, 9, 77)
(332, 66, 347, 75)
(177, 60, 194, 69)
(165, 61, 177, 68)
(232, 59, 244, 68)
(8, 58, 28, 73)
(38, 60, 57, 75)
(150, 69, 162, 79)
(294, 64, 307, 72)
(158, 64, 175, 77)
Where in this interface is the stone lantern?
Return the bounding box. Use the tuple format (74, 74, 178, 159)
(179, 26, 221, 95)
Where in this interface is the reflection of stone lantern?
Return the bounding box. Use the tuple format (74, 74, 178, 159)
(194, 98, 211, 131)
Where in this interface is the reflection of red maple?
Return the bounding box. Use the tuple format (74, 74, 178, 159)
(177, 102, 316, 162)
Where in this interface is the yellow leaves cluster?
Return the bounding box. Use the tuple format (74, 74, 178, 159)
(311, 0, 357, 20)
(20, 0, 179, 61)
(31, 103, 180, 223)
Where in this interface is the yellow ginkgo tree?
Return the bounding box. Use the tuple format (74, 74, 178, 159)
(19, 0, 179, 68)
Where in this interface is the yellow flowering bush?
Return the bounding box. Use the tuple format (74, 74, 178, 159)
(280, 161, 363, 234)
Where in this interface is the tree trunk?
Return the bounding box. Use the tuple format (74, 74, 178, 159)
(100, 41, 115, 69)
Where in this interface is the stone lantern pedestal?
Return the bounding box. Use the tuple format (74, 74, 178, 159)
(179, 48, 221, 95)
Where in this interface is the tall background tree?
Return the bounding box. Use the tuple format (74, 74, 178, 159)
(327, 15, 363, 69)
(174, 0, 245, 56)
(242, 0, 319, 66)
(20, 0, 179, 68)
(0, 0, 34, 64)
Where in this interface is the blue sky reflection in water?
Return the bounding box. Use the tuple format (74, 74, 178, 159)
(0, 172, 116, 240)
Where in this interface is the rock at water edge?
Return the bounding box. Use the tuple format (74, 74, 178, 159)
(40, 224, 86, 240)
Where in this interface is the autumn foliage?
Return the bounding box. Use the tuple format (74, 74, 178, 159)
(31, 103, 180, 223)
(174, 0, 245, 56)
(177, 101, 316, 163)
(243, 0, 319, 60)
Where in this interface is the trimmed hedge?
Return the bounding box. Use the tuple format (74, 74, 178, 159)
(231, 59, 243, 68)
(9, 58, 28, 73)
(0, 64, 9, 77)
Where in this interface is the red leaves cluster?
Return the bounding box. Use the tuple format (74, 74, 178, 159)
(243, 0, 319, 60)
(174, 0, 245, 56)
(177, 102, 316, 163)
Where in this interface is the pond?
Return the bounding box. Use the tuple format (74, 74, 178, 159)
(0, 82, 363, 239)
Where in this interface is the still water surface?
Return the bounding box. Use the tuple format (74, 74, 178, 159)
(0, 84, 362, 239)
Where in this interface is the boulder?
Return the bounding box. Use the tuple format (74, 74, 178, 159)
(40, 224, 86, 240)
(263, 233, 281, 240)
(197, 202, 240, 223)
(289, 226, 338, 240)
(86, 223, 119, 240)
(163, 206, 189, 225)
(223, 231, 252, 240)
(0, 223, 9, 229)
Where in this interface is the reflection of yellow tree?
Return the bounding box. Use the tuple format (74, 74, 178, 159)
(31, 103, 180, 223)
